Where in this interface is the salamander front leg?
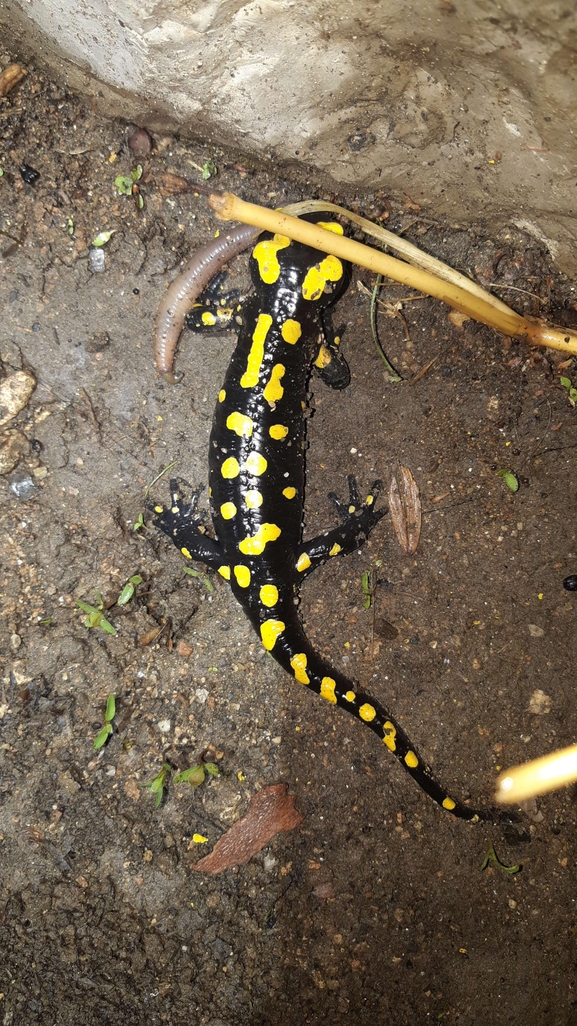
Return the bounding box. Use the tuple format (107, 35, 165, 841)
(295, 475, 386, 578)
(152, 480, 229, 575)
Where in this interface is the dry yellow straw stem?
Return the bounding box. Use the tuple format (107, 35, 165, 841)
(209, 191, 577, 357)
(496, 744, 577, 803)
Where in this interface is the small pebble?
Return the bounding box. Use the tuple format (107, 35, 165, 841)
(9, 471, 35, 500)
(127, 126, 153, 158)
(88, 247, 106, 273)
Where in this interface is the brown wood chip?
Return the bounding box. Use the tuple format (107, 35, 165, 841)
(193, 784, 303, 874)
(0, 64, 27, 97)
(388, 466, 421, 554)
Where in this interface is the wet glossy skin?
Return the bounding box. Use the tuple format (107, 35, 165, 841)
(154, 217, 484, 821)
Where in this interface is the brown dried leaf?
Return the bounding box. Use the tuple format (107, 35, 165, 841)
(193, 784, 303, 874)
(0, 63, 27, 97)
(388, 466, 421, 554)
(155, 171, 195, 196)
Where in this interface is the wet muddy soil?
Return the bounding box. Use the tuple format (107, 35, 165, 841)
(1, 52, 577, 1026)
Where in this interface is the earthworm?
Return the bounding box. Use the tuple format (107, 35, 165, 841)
(154, 222, 260, 383)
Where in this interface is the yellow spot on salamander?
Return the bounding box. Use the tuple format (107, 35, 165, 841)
(260, 618, 285, 650)
(218, 565, 231, 580)
(226, 411, 253, 437)
(201, 311, 217, 326)
(220, 502, 237, 520)
(404, 750, 419, 769)
(252, 234, 291, 283)
(345, 690, 356, 702)
(245, 489, 263, 509)
(320, 677, 337, 704)
(290, 653, 310, 685)
(318, 221, 345, 235)
(269, 424, 288, 440)
(296, 552, 311, 572)
(154, 505, 163, 514)
(281, 318, 302, 344)
(240, 313, 272, 388)
(259, 584, 279, 607)
(233, 564, 251, 588)
(314, 345, 333, 369)
(218, 389, 226, 402)
(359, 703, 376, 723)
(283, 486, 297, 499)
(221, 456, 240, 479)
(263, 364, 285, 406)
(442, 796, 456, 811)
(329, 543, 342, 556)
(245, 451, 267, 476)
(383, 721, 397, 751)
(181, 547, 192, 559)
(302, 255, 343, 301)
(239, 523, 281, 555)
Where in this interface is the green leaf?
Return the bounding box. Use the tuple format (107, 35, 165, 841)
(480, 842, 520, 875)
(174, 765, 205, 787)
(201, 159, 218, 180)
(117, 576, 142, 606)
(560, 376, 572, 389)
(99, 617, 117, 635)
(92, 230, 116, 247)
(93, 723, 112, 749)
(76, 599, 98, 615)
(133, 513, 145, 531)
(104, 694, 116, 722)
(204, 762, 220, 777)
(117, 582, 135, 605)
(114, 174, 133, 196)
(496, 469, 519, 493)
(131, 165, 143, 183)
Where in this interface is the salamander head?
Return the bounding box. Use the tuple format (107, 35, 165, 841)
(249, 213, 351, 309)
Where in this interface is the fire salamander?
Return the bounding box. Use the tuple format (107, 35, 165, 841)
(154, 214, 484, 821)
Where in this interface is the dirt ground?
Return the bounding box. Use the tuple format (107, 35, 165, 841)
(2, 53, 577, 1026)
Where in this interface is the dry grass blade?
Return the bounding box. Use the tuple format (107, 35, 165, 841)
(389, 466, 421, 554)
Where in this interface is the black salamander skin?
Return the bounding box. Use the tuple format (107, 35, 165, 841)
(154, 215, 484, 821)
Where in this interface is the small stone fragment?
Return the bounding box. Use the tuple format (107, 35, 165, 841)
(528, 624, 545, 638)
(0, 371, 36, 428)
(0, 429, 29, 474)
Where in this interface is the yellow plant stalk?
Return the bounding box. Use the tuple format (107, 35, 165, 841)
(496, 744, 577, 803)
(209, 191, 577, 357)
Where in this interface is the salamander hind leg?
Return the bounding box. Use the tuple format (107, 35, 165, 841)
(296, 475, 386, 578)
(152, 479, 227, 573)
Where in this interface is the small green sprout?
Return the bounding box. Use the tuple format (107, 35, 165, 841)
(361, 570, 372, 610)
(76, 593, 116, 635)
(183, 566, 213, 592)
(133, 512, 145, 531)
(39, 617, 52, 626)
(66, 216, 74, 235)
(0, 168, 4, 177)
(146, 762, 172, 808)
(93, 694, 116, 749)
(202, 159, 218, 180)
(174, 762, 220, 788)
(92, 229, 116, 247)
(560, 376, 577, 406)
(480, 842, 520, 875)
(115, 165, 143, 196)
(117, 574, 143, 606)
(496, 469, 519, 493)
